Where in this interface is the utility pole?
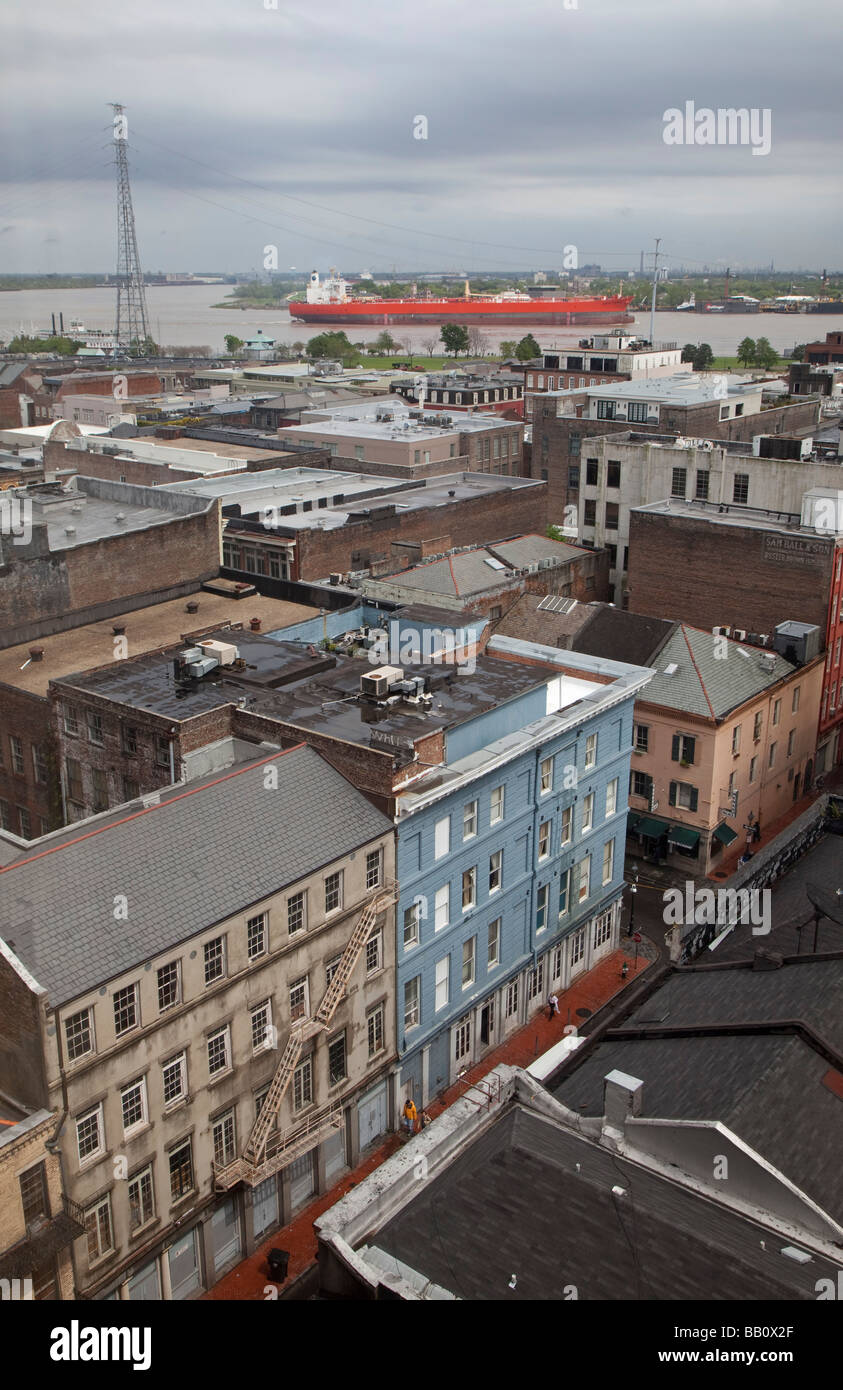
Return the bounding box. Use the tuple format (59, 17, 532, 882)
(648, 238, 661, 345)
(110, 104, 151, 357)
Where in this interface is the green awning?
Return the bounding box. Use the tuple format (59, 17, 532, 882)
(713, 822, 739, 846)
(635, 815, 670, 839)
(668, 824, 701, 849)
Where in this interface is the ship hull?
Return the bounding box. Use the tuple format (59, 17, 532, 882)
(289, 297, 634, 326)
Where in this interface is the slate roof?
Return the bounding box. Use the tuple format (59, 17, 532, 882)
(640, 624, 797, 719)
(0, 745, 392, 1007)
(0, 364, 28, 388)
(387, 536, 586, 600)
(572, 607, 676, 667)
(374, 1106, 836, 1300)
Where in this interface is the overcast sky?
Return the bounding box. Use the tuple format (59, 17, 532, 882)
(0, 0, 839, 275)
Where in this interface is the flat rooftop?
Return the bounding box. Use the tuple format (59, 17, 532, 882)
(633, 496, 841, 536)
(546, 372, 761, 405)
(0, 592, 318, 697)
(159, 466, 408, 509)
(285, 399, 519, 442)
(14, 481, 215, 551)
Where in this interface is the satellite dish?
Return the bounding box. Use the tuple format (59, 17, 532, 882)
(802, 881, 843, 953)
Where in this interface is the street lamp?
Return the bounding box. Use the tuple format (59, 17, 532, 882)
(627, 862, 639, 938)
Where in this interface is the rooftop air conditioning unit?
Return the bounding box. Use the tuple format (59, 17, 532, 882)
(197, 639, 239, 666)
(713, 626, 731, 637)
(733, 629, 747, 642)
(361, 665, 404, 699)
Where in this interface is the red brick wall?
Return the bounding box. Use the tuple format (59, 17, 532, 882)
(56, 372, 162, 400)
(0, 951, 48, 1110)
(0, 687, 60, 835)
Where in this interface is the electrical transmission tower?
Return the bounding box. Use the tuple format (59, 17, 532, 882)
(110, 104, 150, 356)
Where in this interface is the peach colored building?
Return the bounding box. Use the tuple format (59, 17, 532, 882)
(626, 625, 824, 876)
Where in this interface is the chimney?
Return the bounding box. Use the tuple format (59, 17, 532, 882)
(602, 1070, 643, 1140)
(185, 600, 199, 614)
(250, 616, 262, 632)
(112, 622, 126, 636)
(29, 646, 45, 662)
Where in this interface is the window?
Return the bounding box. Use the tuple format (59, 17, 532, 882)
(404, 977, 420, 1030)
(733, 473, 749, 504)
(787, 729, 795, 757)
(792, 685, 801, 713)
(671, 467, 687, 499)
(207, 1025, 232, 1077)
(63, 704, 80, 737)
(162, 1052, 187, 1106)
(596, 400, 616, 420)
(64, 1007, 93, 1061)
(672, 733, 696, 764)
(251, 1000, 273, 1053)
(434, 816, 450, 859)
(365, 929, 382, 975)
(605, 502, 619, 530)
(570, 927, 586, 967)
(435, 956, 450, 1011)
(582, 793, 594, 833)
(0, 800, 10, 832)
(91, 767, 108, 813)
(558, 867, 570, 917)
(85, 1195, 113, 1263)
(462, 866, 476, 910)
(87, 712, 104, 746)
(773, 698, 781, 726)
(212, 1110, 237, 1167)
(568, 465, 580, 490)
(113, 982, 138, 1036)
(122, 776, 139, 802)
(119, 1077, 147, 1138)
(122, 726, 138, 756)
(728, 771, 737, 797)
(365, 848, 382, 889)
(247, 912, 267, 960)
(152, 960, 180, 1014)
(627, 400, 649, 423)
(731, 725, 741, 755)
(631, 769, 653, 800)
(583, 499, 597, 526)
(768, 742, 777, 768)
(169, 1139, 194, 1201)
(490, 784, 505, 824)
(20, 1163, 49, 1228)
(463, 800, 478, 840)
(753, 712, 763, 741)
(17, 806, 31, 840)
(325, 955, 342, 988)
(538, 821, 551, 860)
(462, 937, 476, 987)
(593, 910, 613, 949)
(749, 755, 758, 784)
(695, 470, 710, 501)
(578, 856, 591, 903)
(536, 884, 549, 933)
(488, 918, 501, 968)
(126, 1166, 155, 1234)
(65, 757, 83, 804)
(602, 839, 615, 885)
(204, 936, 226, 985)
(367, 1003, 385, 1057)
(489, 849, 502, 893)
(584, 733, 597, 769)
(31, 744, 48, 784)
(290, 976, 309, 1021)
(634, 723, 649, 753)
(506, 978, 519, 1018)
(287, 891, 306, 935)
(328, 1032, 347, 1084)
(76, 1104, 104, 1164)
(540, 757, 553, 794)
(403, 902, 420, 949)
(669, 781, 699, 811)
(586, 459, 599, 486)
(155, 736, 171, 771)
(607, 459, 621, 488)
(325, 870, 343, 914)
(527, 958, 545, 1000)
(434, 884, 449, 931)
(560, 805, 572, 845)
(606, 778, 618, 817)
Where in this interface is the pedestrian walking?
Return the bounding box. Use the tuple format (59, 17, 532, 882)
(402, 1098, 417, 1134)
(547, 992, 559, 1020)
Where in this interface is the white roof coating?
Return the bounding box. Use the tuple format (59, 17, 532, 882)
(546, 373, 762, 405)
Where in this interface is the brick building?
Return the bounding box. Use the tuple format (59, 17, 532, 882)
(391, 372, 524, 416)
(803, 331, 843, 366)
(521, 334, 684, 420)
(0, 1105, 84, 1301)
(528, 374, 822, 521)
(627, 493, 843, 771)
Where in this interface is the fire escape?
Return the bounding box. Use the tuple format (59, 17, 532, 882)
(213, 881, 397, 1190)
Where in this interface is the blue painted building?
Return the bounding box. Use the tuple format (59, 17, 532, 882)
(393, 636, 653, 1106)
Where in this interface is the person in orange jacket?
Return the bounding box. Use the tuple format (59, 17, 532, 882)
(402, 1098, 418, 1134)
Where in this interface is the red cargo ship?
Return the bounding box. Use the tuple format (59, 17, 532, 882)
(289, 271, 635, 327)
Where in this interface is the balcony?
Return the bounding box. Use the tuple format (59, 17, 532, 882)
(0, 1194, 85, 1282)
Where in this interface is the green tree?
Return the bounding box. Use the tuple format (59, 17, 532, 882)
(754, 337, 779, 370)
(7, 334, 82, 356)
(546, 524, 566, 542)
(694, 343, 714, 370)
(515, 334, 541, 361)
(681, 342, 698, 365)
(440, 324, 469, 357)
(306, 330, 361, 364)
(499, 340, 517, 359)
(736, 337, 757, 367)
(788, 344, 806, 362)
(224, 334, 244, 354)
(372, 330, 398, 355)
